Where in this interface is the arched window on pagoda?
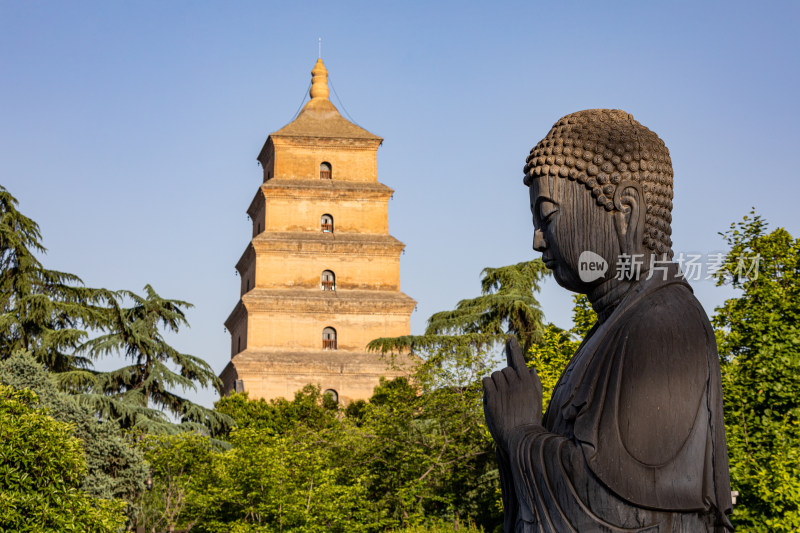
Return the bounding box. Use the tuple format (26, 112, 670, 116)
(320, 214, 333, 233)
(320, 162, 332, 179)
(323, 389, 339, 404)
(322, 327, 337, 350)
(321, 270, 335, 291)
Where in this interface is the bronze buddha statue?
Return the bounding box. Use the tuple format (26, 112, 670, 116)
(483, 109, 733, 532)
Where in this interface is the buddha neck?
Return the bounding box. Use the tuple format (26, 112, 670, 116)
(587, 277, 636, 323)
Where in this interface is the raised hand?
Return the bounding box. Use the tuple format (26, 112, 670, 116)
(482, 337, 543, 450)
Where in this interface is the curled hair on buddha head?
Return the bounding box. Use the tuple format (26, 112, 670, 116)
(523, 109, 675, 259)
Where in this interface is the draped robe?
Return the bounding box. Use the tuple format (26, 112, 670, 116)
(497, 271, 733, 532)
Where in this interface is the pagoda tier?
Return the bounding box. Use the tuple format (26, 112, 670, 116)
(220, 349, 415, 404)
(224, 289, 416, 355)
(246, 179, 395, 237)
(234, 233, 406, 294)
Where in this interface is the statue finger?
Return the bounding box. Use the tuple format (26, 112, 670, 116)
(491, 369, 509, 389)
(482, 376, 497, 395)
(502, 365, 521, 384)
(505, 337, 527, 373)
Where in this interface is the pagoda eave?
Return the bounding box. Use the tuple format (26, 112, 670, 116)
(242, 288, 417, 314)
(261, 179, 394, 199)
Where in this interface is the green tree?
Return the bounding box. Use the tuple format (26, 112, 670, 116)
(528, 324, 574, 412)
(201, 425, 374, 533)
(198, 386, 376, 532)
(81, 285, 233, 435)
(211, 382, 493, 532)
(134, 432, 218, 533)
(0, 185, 110, 372)
(351, 375, 497, 531)
(216, 384, 339, 437)
(373, 261, 548, 356)
(391, 521, 484, 533)
(1, 186, 228, 436)
(712, 211, 800, 531)
(0, 351, 147, 513)
(569, 293, 597, 338)
(0, 384, 127, 532)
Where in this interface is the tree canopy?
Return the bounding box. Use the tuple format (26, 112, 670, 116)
(0, 352, 148, 509)
(0, 185, 111, 372)
(712, 211, 800, 531)
(81, 285, 232, 435)
(367, 260, 549, 377)
(0, 384, 127, 532)
(0, 185, 231, 437)
(141, 380, 500, 532)
(424, 261, 550, 353)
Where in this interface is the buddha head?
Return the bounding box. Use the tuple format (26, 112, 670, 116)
(524, 109, 674, 293)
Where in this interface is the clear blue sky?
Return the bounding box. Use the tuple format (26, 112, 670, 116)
(2, 1, 798, 407)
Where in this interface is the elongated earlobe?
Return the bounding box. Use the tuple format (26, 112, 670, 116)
(613, 182, 645, 256)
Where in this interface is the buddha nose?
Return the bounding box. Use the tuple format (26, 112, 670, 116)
(533, 229, 548, 252)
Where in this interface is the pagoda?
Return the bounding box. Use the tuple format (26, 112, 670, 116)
(219, 59, 416, 403)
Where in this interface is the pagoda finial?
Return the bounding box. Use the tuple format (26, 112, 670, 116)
(309, 58, 329, 101)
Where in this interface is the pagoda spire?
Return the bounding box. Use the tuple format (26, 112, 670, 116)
(309, 58, 330, 101)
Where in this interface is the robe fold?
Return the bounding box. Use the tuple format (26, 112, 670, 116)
(499, 270, 733, 532)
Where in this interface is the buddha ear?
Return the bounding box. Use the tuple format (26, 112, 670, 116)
(612, 182, 645, 255)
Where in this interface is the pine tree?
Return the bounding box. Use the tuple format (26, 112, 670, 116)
(368, 260, 549, 361)
(425, 260, 549, 353)
(0, 185, 111, 372)
(81, 285, 232, 435)
(1, 185, 231, 436)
